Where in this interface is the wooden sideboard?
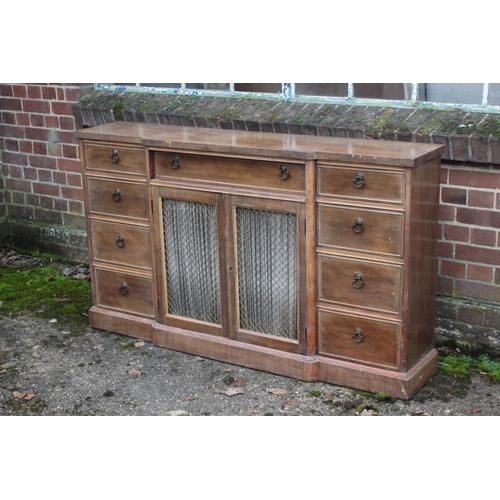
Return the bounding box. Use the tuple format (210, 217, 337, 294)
(77, 122, 444, 399)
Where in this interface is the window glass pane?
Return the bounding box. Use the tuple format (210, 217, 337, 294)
(353, 83, 407, 100)
(139, 83, 181, 88)
(295, 83, 348, 97)
(422, 83, 483, 104)
(234, 83, 282, 93)
(185, 83, 230, 90)
(487, 84, 500, 105)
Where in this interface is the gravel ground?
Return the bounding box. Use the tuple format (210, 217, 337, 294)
(2, 313, 500, 416)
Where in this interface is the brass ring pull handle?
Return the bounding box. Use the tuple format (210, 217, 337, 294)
(352, 327, 364, 343)
(352, 172, 365, 189)
(352, 272, 364, 289)
(119, 282, 128, 295)
(352, 217, 364, 234)
(169, 155, 180, 169)
(278, 165, 289, 180)
(110, 149, 119, 163)
(116, 234, 125, 248)
(112, 188, 121, 202)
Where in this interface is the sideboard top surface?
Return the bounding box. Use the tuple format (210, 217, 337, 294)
(76, 122, 445, 167)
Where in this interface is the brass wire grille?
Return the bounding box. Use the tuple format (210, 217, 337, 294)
(236, 207, 298, 340)
(162, 198, 221, 324)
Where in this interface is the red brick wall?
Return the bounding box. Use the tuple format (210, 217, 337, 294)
(438, 162, 500, 303)
(0, 83, 92, 253)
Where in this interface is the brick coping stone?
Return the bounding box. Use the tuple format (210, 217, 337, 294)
(73, 90, 500, 165)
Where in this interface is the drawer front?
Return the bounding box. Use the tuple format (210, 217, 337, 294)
(94, 268, 154, 318)
(318, 165, 404, 204)
(318, 205, 404, 257)
(87, 177, 149, 221)
(155, 152, 305, 193)
(90, 220, 152, 270)
(318, 255, 402, 314)
(85, 144, 146, 176)
(318, 309, 399, 368)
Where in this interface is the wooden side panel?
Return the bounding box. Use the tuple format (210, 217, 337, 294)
(404, 157, 441, 370)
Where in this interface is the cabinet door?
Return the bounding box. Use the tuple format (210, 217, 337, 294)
(227, 196, 307, 354)
(152, 186, 306, 354)
(152, 186, 227, 337)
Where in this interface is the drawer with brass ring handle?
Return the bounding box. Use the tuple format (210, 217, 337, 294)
(352, 172, 365, 188)
(154, 152, 305, 193)
(87, 177, 149, 221)
(90, 220, 152, 270)
(351, 217, 364, 234)
(110, 149, 119, 163)
(352, 272, 364, 289)
(318, 255, 402, 314)
(317, 309, 399, 368)
(352, 327, 364, 343)
(115, 234, 125, 248)
(94, 268, 155, 318)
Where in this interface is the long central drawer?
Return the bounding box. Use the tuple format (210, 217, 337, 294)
(154, 152, 305, 193)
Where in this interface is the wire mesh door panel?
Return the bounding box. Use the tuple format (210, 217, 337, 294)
(233, 199, 305, 351)
(160, 191, 226, 336)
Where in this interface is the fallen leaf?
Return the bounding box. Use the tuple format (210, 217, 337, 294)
(54, 297, 71, 302)
(195, 356, 205, 361)
(269, 388, 288, 395)
(233, 378, 247, 387)
(127, 369, 142, 376)
(179, 395, 197, 401)
(220, 388, 244, 396)
(73, 273, 90, 281)
(412, 410, 428, 416)
(247, 409, 260, 414)
(471, 408, 482, 414)
(48, 319, 57, 324)
(134, 341, 145, 348)
(0, 369, 7, 374)
(281, 399, 301, 408)
(13, 391, 37, 400)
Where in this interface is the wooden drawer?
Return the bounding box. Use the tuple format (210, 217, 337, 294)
(94, 268, 154, 318)
(318, 165, 404, 204)
(87, 177, 149, 222)
(85, 144, 146, 176)
(318, 309, 399, 368)
(318, 255, 402, 314)
(318, 204, 404, 257)
(90, 220, 152, 271)
(154, 152, 305, 193)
